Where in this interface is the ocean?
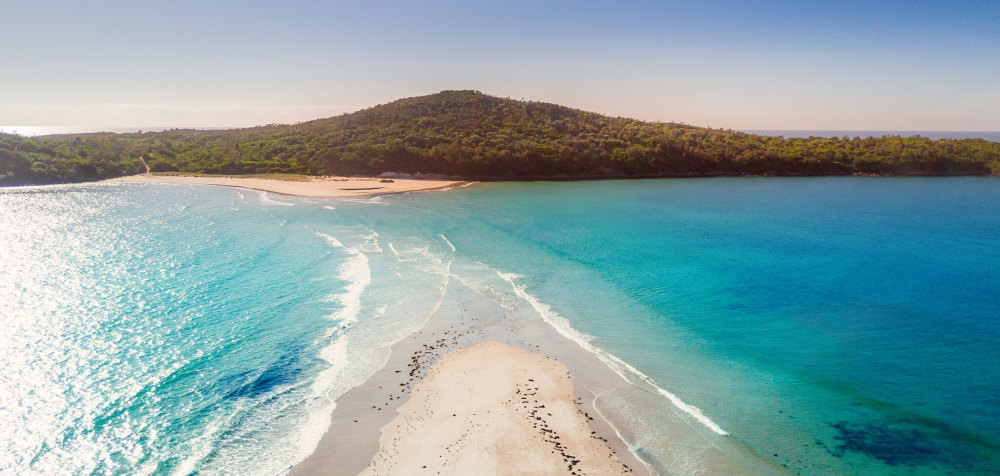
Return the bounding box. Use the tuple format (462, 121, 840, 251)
(4, 127, 998, 144)
(741, 130, 1000, 143)
(2, 178, 998, 475)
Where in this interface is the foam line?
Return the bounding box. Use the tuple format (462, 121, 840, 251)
(589, 387, 656, 476)
(256, 190, 293, 206)
(332, 252, 370, 326)
(315, 232, 345, 249)
(313, 233, 370, 326)
(360, 228, 382, 253)
(440, 234, 456, 252)
(496, 271, 729, 436)
(294, 335, 349, 474)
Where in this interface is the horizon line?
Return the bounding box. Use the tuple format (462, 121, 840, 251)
(4, 125, 1000, 138)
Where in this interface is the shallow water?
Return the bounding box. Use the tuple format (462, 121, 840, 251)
(2, 178, 998, 474)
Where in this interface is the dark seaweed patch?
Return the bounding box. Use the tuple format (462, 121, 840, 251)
(221, 346, 308, 400)
(229, 363, 302, 399)
(828, 420, 939, 466)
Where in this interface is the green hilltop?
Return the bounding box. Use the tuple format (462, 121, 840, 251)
(3, 90, 1000, 186)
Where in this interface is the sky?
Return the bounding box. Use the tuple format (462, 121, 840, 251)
(1, 0, 998, 131)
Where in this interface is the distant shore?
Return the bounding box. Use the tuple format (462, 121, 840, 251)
(104, 173, 467, 197)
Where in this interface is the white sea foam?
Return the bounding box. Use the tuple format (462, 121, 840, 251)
(289, 335, 349, 475)
(289, 237, 453, 474)
(588, 387, 656, 476)
(313, 336, 350, 401)
(256, 190, 293, 206)
(436, 181, 477, 192)
(333, 253, 370, 327)
(359, 228, 383, 253)
(386, 243, 453, 284)
(314, 232, 371, 326)
(440, 234, 456, 252)
(414, 259, 450, 329)
(290, 232, 376, 472)
(496, 271, 729, 436)
(175, 421, 224, 476)
(337, 196, 386, 205)
(322, 206, 336, 211)
(315, 232, 345, 249)
(360, 241, 383, 254)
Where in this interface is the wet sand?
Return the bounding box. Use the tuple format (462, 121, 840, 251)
(105, 174, 465, 197)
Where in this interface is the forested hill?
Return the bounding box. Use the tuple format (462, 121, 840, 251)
(3, 90, 1000, 186)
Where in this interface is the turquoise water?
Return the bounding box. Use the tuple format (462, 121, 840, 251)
(2, 178, 998, 474)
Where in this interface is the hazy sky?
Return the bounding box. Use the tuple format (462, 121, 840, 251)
(2, 0, 998, 130)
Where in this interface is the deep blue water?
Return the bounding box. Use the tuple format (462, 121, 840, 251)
(2, 178, 998, 474)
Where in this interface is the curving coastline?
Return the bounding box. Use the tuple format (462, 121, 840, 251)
(288, 257, 656, 476)
(90, 178, 781, 474)
(288, 248, 785, 476)
(103, 173, 465, 197)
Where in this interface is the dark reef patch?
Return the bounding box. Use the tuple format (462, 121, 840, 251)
(220, 346, 309, 400)
(827, 420, 939, 467)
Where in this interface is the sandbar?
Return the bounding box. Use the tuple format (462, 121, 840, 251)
(289, 273, 651, 476)
(105, 174, 465, 197)
(362, 341, 632, 475)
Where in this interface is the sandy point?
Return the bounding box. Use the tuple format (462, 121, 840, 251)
(361, 340, 634, 476)
(104, 173, 468, 197)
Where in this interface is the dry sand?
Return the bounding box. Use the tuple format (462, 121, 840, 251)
(360, 341, 633, 476)
(106, 174, 465, 197)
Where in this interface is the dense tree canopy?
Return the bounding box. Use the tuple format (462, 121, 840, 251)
(2, 90, 999, 186)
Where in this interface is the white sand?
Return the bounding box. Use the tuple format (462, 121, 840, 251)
(105, 174, 464, 197)
(361, 341, 633, 475)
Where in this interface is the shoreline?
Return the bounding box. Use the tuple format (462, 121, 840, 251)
(98, 173, 782, 474)
(103, 174, 468, 197)
(288, 257, 787, 475)
(104, 173, 785, 475)
(289, 265, 652, 476)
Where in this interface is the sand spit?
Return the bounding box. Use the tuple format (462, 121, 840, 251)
(290, 264, 651, 476)
(105, 174, 465, 197)
(361, 341, 632, 476)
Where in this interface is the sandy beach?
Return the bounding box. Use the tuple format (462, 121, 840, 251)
(361, 341, 632, 475)
(105, 174, 465, 197)
(289, 271, 655, 476)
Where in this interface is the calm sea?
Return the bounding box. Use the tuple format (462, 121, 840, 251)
(742, 130, 1000, 143)
(2, 178, 998, 474)
(4, 127, 998, 144)
(0, 126, 234, 136)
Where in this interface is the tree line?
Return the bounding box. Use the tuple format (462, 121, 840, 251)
(2, 90, 999, 186)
